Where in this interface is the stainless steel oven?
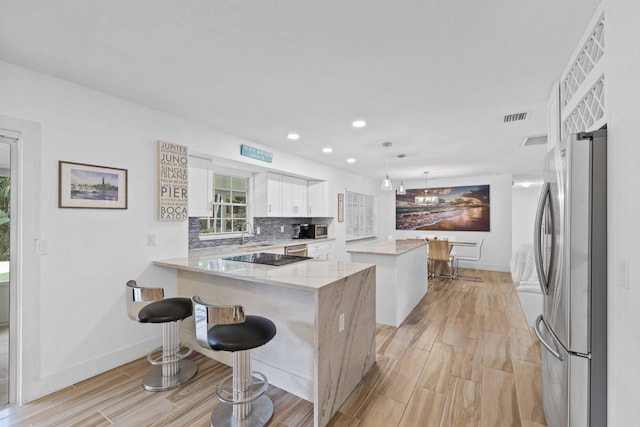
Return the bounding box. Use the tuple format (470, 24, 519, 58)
(303, 224, 327, 239)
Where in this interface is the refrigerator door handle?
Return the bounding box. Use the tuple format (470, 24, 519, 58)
(534, 315, 565, 361)
(533, 181, 551, 295)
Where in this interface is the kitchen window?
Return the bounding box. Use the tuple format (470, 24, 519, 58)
(198, 173, 248, 235)
(345, 190, 375, 241)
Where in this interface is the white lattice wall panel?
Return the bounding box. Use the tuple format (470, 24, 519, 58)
(561, 14, 605, 107)
(563, 75, 605, 138)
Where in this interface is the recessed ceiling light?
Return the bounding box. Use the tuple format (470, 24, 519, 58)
(352, 120, 366, 128)
(322, 147, 333, 153)
(287, 132, 300, 140)
(347, 158, 356, 163)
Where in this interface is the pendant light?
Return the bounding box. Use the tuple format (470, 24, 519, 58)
(396, 154, 406, 195)
(381, 142, 393, 191)
(423, 171, 430, 196)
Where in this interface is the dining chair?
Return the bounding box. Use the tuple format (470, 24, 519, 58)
(453, 238, 484, 281)
(428, 239, 454, 280)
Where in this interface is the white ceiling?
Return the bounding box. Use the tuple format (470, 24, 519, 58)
(0, 0, 600, 183)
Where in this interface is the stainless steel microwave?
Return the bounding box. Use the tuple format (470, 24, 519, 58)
(303, 224, 327, 239)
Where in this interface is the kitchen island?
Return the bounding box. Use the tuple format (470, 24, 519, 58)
(154, 252, 376, 427)
(347, 239, 428, 327)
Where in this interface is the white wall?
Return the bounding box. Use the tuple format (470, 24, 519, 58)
(511, 183, 543, 251)
(0, 60, 378, 402)
(380, 174, 513, 271)
(605, 0, 640, 424)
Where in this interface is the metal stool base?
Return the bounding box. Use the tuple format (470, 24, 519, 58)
(210, 395, 274, 427)
(142, 359, 198, 392)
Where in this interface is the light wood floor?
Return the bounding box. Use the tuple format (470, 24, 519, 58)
(0, 269, 547, 427)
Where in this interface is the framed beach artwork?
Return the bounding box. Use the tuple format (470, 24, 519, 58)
(396, 184, 490, 231)
(58, 161, 128, 209)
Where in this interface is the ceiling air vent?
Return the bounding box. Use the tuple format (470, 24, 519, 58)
(522, 134, 548, 147)
(503, 112, 527, 123)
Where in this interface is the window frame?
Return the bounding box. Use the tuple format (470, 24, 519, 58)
(197, 167, 253, 240)
(345, 190, 376, 241)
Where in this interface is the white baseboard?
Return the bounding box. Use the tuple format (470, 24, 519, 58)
(20, 337, 160, 404)
(456, 261, 510, 272)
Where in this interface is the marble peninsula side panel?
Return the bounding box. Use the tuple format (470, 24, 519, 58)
(316, 265, 376, 427)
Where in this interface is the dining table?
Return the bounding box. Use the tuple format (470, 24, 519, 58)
(409, 238, 480, 280)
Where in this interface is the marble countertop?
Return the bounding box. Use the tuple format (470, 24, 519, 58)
(189, 238, 335, 258)
(153, 253, 372, 291)
(346, 239, 427, 256)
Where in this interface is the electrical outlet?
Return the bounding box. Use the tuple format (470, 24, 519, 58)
(147, 233, 157, 246)
(36, 239, 49, 255)
(619, 259, 630, 289)
(339, 313, 345, 332)
(280, 225, 285, 232)
(256, 227, 261, 234)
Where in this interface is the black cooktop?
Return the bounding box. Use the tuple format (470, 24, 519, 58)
(223, 252, 312, 266)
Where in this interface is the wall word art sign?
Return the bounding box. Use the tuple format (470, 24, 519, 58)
(158, 140, 188, 221)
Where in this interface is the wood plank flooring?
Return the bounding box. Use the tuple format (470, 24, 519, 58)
(0, 269, 546, 426)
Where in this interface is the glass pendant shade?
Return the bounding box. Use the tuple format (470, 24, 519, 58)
(380, 141, 394, 191)
(381, 175, 393, 190)
(396, 153, 406, 194)
(397, 182, 406, 195)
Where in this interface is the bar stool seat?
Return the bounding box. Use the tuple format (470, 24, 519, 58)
(126, 280, 198, 392)
(193, 296, 276, 427)
(139, 298, 193, 323)
(206, 316, 276, 351)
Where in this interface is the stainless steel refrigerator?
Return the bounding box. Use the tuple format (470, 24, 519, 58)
(533, 129, 607, 427)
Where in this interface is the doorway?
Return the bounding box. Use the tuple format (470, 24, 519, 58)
(0, 136, 14, 406)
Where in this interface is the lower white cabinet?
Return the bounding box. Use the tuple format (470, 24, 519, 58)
(307, 240, 335, 260)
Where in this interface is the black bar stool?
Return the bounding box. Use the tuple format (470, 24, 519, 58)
(192, 295, 276, 427)
(126, 280, 198, 391)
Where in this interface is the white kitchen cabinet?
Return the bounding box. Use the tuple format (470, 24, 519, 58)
(188, 161, 212, 217)
(547, 81, 561, 152)
(307, 240, 335, 260)
(256, 173, 326, 218)
(254, 172, 283, 217)
(307, 180, 329, 217)
(282, 175, 307, 216)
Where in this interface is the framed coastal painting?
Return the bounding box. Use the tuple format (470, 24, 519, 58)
(395, 184, 490, 231)
(58, 161, 128, 209)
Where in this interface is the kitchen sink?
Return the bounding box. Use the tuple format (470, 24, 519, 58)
(242, 242, 274, 248)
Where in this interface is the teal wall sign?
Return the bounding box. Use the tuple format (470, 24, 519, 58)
(240, 144, 273, 163)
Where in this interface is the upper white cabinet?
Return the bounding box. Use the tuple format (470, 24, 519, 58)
(254, 172, 328, 218)
(559, 8, 606, 139)
(307, 180, 329, 217)
(547, 81, 561, 152)
(188, 159, 212, 217)
(282, 175, 307, 216)
(254, 172, 283, 217)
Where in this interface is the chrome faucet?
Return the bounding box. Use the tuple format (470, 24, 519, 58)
(240, 222, 254, 245)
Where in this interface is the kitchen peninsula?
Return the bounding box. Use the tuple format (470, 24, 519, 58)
(154, 251, 376, 427)
(347, 239, 428, 327)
